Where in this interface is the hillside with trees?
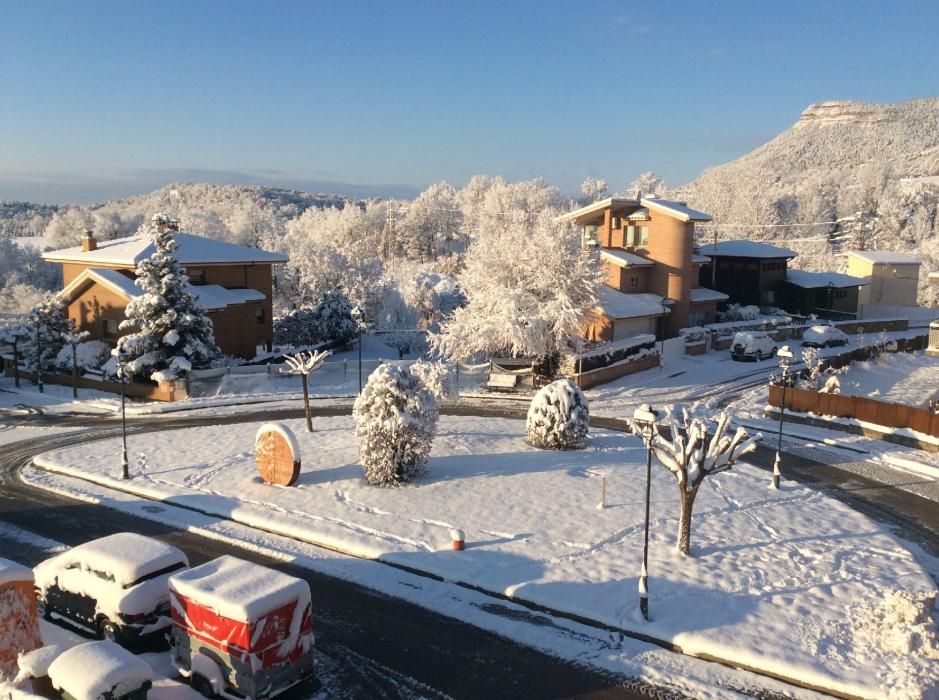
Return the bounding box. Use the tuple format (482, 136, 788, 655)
(675, 97, 939, 304)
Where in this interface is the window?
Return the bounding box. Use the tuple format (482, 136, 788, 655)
(256, 306, 265, 325)
(188, 269, 206, 285)
(638, 226, 649, 246)
(628, 276, 638, 290)
(102, 319, 119, 338)
(835, 290, 847, 300)
(625, 225, 636, 247)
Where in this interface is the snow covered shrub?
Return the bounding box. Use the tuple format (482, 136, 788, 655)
(353, 364, 439, 486)
(311, 289, 357, 344)
(719, 304, 760, 322)
(526, 379, 589, 450)
(54, 340, 110, 372)
(678, 326, 710, 344)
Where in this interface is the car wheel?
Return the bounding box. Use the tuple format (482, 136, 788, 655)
(191, 674, 216, 699)
(770, 347, 778, 358)
(35, 593, 51, 621)
(98, 617, 119, 642)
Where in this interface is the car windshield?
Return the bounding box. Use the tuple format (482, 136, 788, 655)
(124, 561, 187, 589)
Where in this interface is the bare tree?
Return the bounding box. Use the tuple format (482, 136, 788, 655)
(283, 350, 331, 432)
(643, 409, 762, 556)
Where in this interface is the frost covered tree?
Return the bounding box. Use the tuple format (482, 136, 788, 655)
(22, 293, 70, 375)
(643, 409, 762, 556)
(580, 177, 608, 204)
(353, 364, 439, 486)
(117, 216, 219, 381)
(627, 172, 667, 199)
(526, 379, 590, 449)
(432, 207, 600, 361)
(376, 290, 422, 359)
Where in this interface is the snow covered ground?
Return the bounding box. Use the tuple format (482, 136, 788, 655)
(29, 415, 939, 698)
(837, 351, 939, 406)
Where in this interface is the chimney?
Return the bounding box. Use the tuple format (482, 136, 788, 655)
(151, 214, 180, 233)
(81, 229, 97, 252)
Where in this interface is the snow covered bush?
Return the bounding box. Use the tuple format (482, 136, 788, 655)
(117, 215, 219, 381)
(273, 289, 357, 347)
(54, 340, 110, 372)
(353, 364, 439, 486)
(526, 379, 590, 450)
(678, 326, 710, 344)
(719, 304, 760, 322)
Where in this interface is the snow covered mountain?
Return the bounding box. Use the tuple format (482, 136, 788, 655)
(675, 97, 939, 302)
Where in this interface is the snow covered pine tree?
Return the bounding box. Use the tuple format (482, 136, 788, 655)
(526, 379, 590, 450)
(23, 292, 70, 374)
(117, 215, 219, 382)
(352, 364, 439, 486)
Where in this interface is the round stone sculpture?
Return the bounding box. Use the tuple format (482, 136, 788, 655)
(255, 423, 301, 486)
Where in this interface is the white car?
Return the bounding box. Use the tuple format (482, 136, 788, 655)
(730, 331, 777, 361)
(802, 325, 849, 348)
(33, 533, 189, 644)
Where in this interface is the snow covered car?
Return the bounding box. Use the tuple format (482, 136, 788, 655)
(802, 325, 849, 348)
(730, 332, 777, 361)
(33, 533, 189, 645)
(47, 640, 152, 700)
(168, 556, 315, 700)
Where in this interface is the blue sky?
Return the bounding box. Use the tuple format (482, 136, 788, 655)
(2, 1, 938, 204)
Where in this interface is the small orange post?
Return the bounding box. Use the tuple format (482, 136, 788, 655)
(450, 528, 465, 551)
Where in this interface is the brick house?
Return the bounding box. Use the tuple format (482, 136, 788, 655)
(42, 221, 288, 359)
(561, 196, 727, 340)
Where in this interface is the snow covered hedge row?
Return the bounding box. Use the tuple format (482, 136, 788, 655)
(559, 335, 656, 375)
(54, 340, 111, 372)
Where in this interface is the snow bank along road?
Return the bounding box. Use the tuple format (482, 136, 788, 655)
(4, 403, 939, 699)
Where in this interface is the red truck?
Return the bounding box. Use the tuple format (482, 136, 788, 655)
(168, 556, 315, 700)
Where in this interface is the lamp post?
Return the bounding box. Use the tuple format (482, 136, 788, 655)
(826, 282, 834, 320)
(631, 403, 660, 621)
(115, 349, 129, 480)
(35, 322, 43, 394)
(659, 298, 669, 371)
(772, 345, 794, 490)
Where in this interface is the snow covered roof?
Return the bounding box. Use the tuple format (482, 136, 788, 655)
(640, 197, 712, 222)
(689, 287, 730, 303)
(51, 533, 187, 587)
(930, 271, 939, 284)
(692, 254, 711, 264)
(170, 555, 310, 623)
(48, 641, 151, 699)
(596, 288, 669, 320)
(784, 269, 870, 289)
(558, 197, 640, 224)
(188, 285, 265, 310)
(698, 240, 798, 259)
(59, 268, 266, 311)
(847, 250, 921, 265)
(43, 232, 288, 266)
(600, 249, 654, 268)
(626, 207, 650, 220)
(0, 556, 33, 586)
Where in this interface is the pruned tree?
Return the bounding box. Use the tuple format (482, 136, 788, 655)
(283, 349, 331, 432)
(643, 409, 762, 556)
(23, 293, 70, 380)
(61, 328, 90, 398)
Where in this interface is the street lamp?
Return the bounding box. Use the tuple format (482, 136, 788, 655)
(351, 307, 364, 394)
(772, 345, 794, 490)
(659, 298, 669, 371)
(631, 403, 661, 622)
(114, 348, 129, 480)
(826, 282, 834, 319)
